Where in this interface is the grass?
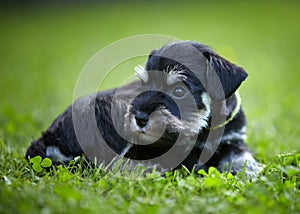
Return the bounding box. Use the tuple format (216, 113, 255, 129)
(0, 1, 299, 213)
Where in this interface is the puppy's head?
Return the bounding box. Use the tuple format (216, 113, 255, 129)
(124, 41, 247, 146)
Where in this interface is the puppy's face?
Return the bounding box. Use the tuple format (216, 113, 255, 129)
(124, 41, 248, 146)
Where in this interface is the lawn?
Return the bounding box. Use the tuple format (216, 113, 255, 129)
(0, 1, 299, 213)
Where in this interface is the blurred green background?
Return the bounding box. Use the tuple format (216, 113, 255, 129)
(0, 0, 300, 160)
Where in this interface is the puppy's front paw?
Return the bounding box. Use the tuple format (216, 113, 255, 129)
(219, 151, 263, 179)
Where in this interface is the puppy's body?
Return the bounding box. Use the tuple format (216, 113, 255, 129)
(26, 41, 261, 177)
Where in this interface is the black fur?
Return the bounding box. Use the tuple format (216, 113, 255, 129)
(26, 41, 261, 177)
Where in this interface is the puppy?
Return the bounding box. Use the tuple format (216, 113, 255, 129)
(26, 41, 261, 177)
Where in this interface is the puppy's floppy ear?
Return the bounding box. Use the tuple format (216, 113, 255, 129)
(203, 51, 248, 101)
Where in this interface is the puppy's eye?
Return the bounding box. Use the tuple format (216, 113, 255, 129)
(172, 86, 187, 98)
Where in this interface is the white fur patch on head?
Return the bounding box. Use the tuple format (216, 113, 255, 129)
(196, 93, 211, 130)
(173, 93, 211, 141)
(165, 65, 187, 85)
(135, 65, 148, 83)
(174, 93, 211, 145)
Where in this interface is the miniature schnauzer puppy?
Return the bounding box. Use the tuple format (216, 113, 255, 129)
(26, 41, 261, 177)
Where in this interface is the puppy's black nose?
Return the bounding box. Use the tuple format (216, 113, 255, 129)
(135, 111, 149, 128)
